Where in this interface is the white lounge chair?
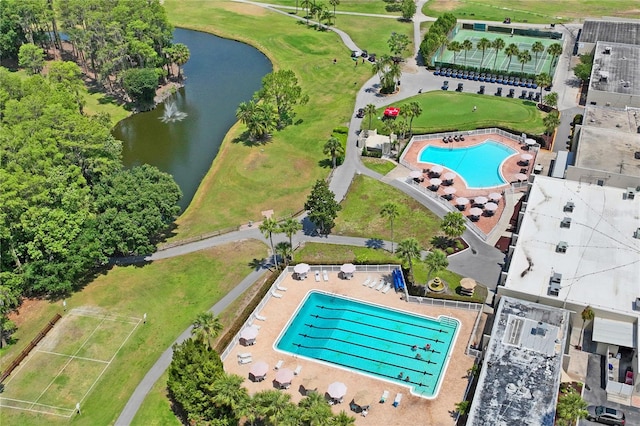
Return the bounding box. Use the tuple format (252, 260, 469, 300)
(362, 277, 371, 286)
(375, 281, 385, 291)
(294, 365, 302, 375)
(255, 314, 267, 321)
(380, 390, 389, 403)
(381, 283, 392, 294)
(274, 360, 284, 370)
(276, 284, 288, 291)
(238, 356, 252, 365)
(252, 324, 261, 330)
(315, 271, 321, 282)
(272, 291, 283, 298)
(392, 393, 403, 407)
(323, 270, 329, 281)
(368, 279, 378, 288)
(238, 352, 252, 359)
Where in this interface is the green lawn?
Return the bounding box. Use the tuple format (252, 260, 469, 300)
(0, 240, 267, 425)
(257, 0, 401, 15)
(422, 0, 640, 24)
(334, 174, 442, 249)
(361, 157, 397, 175)
(83, 89, 131, 125)
(367, 91, 546, 134)
(331, 14, 414, 58)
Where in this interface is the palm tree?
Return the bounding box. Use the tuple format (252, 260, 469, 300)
(279, 218, 302, 250)
(492, 38, 505, 69)
(380, 202, 400, 253)
(447, 40, 462, 65)
(556, 390, 588, 426)
(425, 249, 448, 284)
(436, 33, 449, 61)
(259, 217, 280, 270)
(531, 41, 545, 71)
(301, 0, 313, 24)
(455, 400, 470, 416)
(579, 306, 594, 348)
(547, 42, 563, 73)
(396, 237, 421, 284)
(275, 241, 293, 266)
(364, 103, 377, 130)
(331, 410, 356, 426)
(236, 100, 257, 127)
(504, 43, 519, 72)
(299, 391, 333, 425)
(405, 101, 422, 136)
(319, 7, 333, 28)
(518, 49, 531, 73)
(461, 39, 473, 67)
(535, 72, 552, 99)
(543, 111, 560, 135)
(440, 211, 466, 243)
(543, 92, 558, 109)
(211, 373, 249, 412)
(323, 136, 344, 169)
(253, 390, 293, 425)
(192, 312, 223, 349)
(476, 37, 491, 69)
(329, 0, 340, 20)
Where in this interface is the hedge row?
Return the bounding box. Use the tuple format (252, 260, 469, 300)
(419, 13, 457, 65)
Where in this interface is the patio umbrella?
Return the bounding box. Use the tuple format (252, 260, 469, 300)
(353, 390, 372, 409)
(443, 172, 456, 181)
(328, 382, 347, 399)
(294, 263, 310, 274)
(474, 196, 488, 205)
(521, 153, 534, 161)
(409, 170, 422, 179)
(525, 138, 537, 146)
(455, 197, 469, 206)
(303, 376, 319, 394)
(430, 165, 443, 175)
(383, 107, 399, 117)
(488, 192, 502, 202)
(515, 173, 528, 181)
(340, 263, 356, 274)
(443, 187, 457, 195)
(429, 178, 442, 187)
(485, 202, 499, 211)
(275, 368, 295, 386)
(460, 278, 477, 291)
(250, 361, 269, 378)
(469, 207, 483, 217)
(240, 325, 259, 341)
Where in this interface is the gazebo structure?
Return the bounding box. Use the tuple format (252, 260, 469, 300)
(293, 263, 310, 280)
(240, 325, 259, 346)
(340, 263, 356, 280)
(459, 278, 477, 297)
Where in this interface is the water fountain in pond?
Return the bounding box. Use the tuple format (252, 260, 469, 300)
(159, 100, 188, 123)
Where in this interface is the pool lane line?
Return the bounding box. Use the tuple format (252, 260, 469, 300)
(292, 342, 434, 387)
(314, 305, 454, 334)
(305, 316, 448, 344)
(297, 331, 443, 359)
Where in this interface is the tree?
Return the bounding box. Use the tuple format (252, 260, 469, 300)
(579, 306, 595, 348)
(47, 60, 86, 113)
(436, 33, 449, 61)
(253, 390, 294, 425)
(301, 0, 313, 24)
(257, 69, 309, 129)
(236, 100, 278, 141)
(543, 111, 560, 136)
(447, 40, 462, 65)
(304, 179, 341, 235)
(0, 286, 19, 348)
(518, 49, 532, 72)
(121, 67, 159, 105)
(441, 211, 466, 242)
(329, 0, 340, 20)
(543, 92, 558, 109)
(404, 101, 422, 136)
(299, 391, 333, 425)
(535, 72, 552, 99)
(492, 38, 505, 69)
(331, 410, 357, 426)
(169, 42, 190, 80)
(401, 0, 417, 21)
(18, 43, 44, 74)
(573, 53, 593, 82)
(556, 390, 588, 426)
(372, 54, 401, 94)
(275, 241, 293, 266)
(461, 39, 473, 67)
(547, 42, 563, 73)
(279, 218, 302, 250)
(319, 7, 334, 28)
(504, 43, 519, 71)
(192, 311, 223, 349)
(396, 237, 421, 284)
(260, 217, 280, 270)
(531, 41, 545, 70)
(425, 249, 448, 286)
(364, 103, 377, 130)
(380, 202, 400, 253)
(476, 37, 491, 69)
(323, 136, 344, 169)
(388, 32, 410, 57)
(210, 372, 249, 419)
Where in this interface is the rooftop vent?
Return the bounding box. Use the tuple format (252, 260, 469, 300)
(531, 327, 548, 336)
(635, 297, 640, 311)
(634, 228, 640, 239)
(604, 46, 612, 54)
(560, 217, 572, 228)
(563, 202, 575, 212)
(548, 273, 562, 297)
(624, 187, 635, 200)
(556, 241, 568, 253)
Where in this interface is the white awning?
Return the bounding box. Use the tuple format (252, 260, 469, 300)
(592, 317, 636, 348)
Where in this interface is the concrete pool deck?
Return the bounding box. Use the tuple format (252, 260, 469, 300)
(223, 270, 478, 425)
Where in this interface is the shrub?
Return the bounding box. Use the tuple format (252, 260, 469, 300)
(333, 126, 349, 134)
(446, 247, 454, 254)
(455, 240, 464, 250)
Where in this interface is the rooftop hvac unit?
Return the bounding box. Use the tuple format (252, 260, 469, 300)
(625, 187, 635, 200)
(634, 228, 640, 239)
(635, 297, 640, 311)
(604, 46, 612, 54)
(556, 241, 568, 253)
(548, 273, 562, 297)
(563, 202, 575, 212)
(560, 217, 572, 228)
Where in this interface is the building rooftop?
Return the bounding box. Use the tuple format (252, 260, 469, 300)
(503, 176, 640, 317)
(583, 105, 640, 133)
(467, 297, 568, 426)
(580, 19, 640, 45)
(575, 126, 640, 178)
(590, 42, 640, 97)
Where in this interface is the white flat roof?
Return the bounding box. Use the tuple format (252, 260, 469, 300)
(504, 176, 640, 317)
(593, 317, 636, 348)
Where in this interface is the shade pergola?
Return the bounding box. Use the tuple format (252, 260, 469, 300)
(240, 325, 259, 344)
(430, 165, 443, 175)
(443, 187, 457, 195)
(488, 192, 502, 202)
(429, 178, 442, 187)
(460, 278, 477, 291)
(275, 368, 295, 387)
(520, 153, 534, 161)
(474, 196, 488, 206)
(515, 173, 528, 181)
(327, 382, 347, 399)
(455, 197, 469, 206)
(484, 202, 499, 211)
(250, 361, 269, 379)
(443, 172, 456, 182)
(469, 207, 483, 217)
(383, 107, 400, 117)
(409, 170, 422, 179)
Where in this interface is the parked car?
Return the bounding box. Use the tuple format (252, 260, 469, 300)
(442, 80, 449, 90)
(478, 85, 485, 95)
(586, 406, 625, 425)
(356, 108, 365, 118)
(368, 54, 376, 63)
(360, 50, 368, 58)
(456, 82, 464, 92)
(351, 50, 361, 58)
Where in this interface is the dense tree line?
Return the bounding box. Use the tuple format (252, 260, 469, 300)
(0, 65, 181, 345)
(419, 13, 457, 64)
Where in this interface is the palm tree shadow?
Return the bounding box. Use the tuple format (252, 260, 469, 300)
(318, 158, 332, 168)
(365, 238, 384, 249)
(232, 132, 269, 147)
(248, 257, 269, 271)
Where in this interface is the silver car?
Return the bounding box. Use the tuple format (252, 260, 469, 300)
(586, 405, 625, 425)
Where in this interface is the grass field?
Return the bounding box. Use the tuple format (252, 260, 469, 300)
(422, 0, 640, 24)
(367, 91, 546, 134)
(330, 14, 414, 58)
(257, 0, 402, 16)
(361, 157, 398, 175)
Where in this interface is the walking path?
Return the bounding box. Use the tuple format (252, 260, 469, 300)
(116, 4, 581, 423)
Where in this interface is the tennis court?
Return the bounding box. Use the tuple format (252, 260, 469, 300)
(436, 29, 560, 75)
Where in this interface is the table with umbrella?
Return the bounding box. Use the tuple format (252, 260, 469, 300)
(327, 381, 347, 404)
(430, 165, 443, 177)
(274, 368, 295, 389)
(302, 376, 319, 395)
(459, 278, 477, 297)
(240, 325, 259, 346)
(515, 173, 528, 182)
(340, 263, 356, 280)
(525, 138, 537, 147)
(409, 170, 423, 183)
(443, 186, 457, 200)
(488, 192, 502, 203)
(473, 196, 488, 207)
(484, 202, 499, 216)
(443, 172, 456, 184)
(249, 361, 269, 382)
(350, 390, 372, 413)
(294, 263, 310, 280)
(520, 153, 533, 166)
(428, 178, 442, 190)
(383, 107, 400, 118)
(468, 207, 483, 219)
(454, 197, 469, 210)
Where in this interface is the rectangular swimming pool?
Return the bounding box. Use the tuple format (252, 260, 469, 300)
(275, 291, 459, 398)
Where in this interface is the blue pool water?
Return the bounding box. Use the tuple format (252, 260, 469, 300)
(418, 140, 516, 188)
(275, 291, 459, 398)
